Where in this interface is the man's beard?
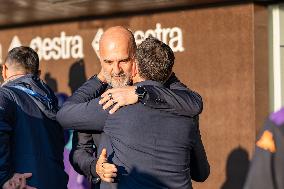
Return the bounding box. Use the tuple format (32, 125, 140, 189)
(103, 71, 132, 88)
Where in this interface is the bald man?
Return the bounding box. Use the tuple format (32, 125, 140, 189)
(57, 26, 206, 188)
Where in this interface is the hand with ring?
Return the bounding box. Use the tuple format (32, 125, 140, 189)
(99, 86, 138, 114)
(99, 92, 119, 113)
(108, 93, 117, 105)
(96, 148, 117, 183)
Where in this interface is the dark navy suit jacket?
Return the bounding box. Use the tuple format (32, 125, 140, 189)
(0, 75, 68, 189)
(57, 74, 209, 188)
(98, 80, 199, 189)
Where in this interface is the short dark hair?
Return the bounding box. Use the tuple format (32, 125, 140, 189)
(5, 46, 39, 75)
(136, 37, 175, 82)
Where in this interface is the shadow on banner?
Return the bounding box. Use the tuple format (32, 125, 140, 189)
(220, 146, 250, 189)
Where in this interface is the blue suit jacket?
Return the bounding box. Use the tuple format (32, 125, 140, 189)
(0, 75, 68, 189)
(98, 81, 197, 189)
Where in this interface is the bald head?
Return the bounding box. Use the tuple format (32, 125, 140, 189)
(98, 26, 136, 88)
(99, 26, 136, 58)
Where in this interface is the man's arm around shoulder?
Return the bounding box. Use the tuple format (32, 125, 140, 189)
(57, 75, 108, 130)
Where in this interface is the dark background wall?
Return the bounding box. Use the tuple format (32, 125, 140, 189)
(0, 3, 269, 188)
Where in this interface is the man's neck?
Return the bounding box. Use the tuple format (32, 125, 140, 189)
(2, 73, 27, 86)
(132, 76, 145, 84)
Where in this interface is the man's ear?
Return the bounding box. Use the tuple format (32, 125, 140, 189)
(2, 64, 7, 81)
(131, 60, 138, 78)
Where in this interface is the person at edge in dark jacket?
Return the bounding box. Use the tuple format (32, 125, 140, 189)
(244, 107, 284, 189)
(0, 46, 68, 189)
(57, 26, 209, 188)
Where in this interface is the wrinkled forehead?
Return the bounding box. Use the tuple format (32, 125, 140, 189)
(99, 38, 134, 60)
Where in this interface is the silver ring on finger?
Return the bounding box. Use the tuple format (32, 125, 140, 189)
(108, 93, 113, 100)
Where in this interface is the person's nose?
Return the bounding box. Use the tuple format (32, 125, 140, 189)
(112, 62, 121, 75)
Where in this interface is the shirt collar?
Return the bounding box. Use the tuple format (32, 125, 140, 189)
(1, 74, 26, 86)
(134, 80, 163, 87)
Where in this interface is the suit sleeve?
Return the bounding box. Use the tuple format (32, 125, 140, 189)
(189, 117, 210, 182)
(57, 76, 106, 184)
(142, 73, 203, 117)
(57, 75, 108, 130)
(69, 131, 100, 181)
(0, 91, 14, 187)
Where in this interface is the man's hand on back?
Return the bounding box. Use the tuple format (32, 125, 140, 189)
(96, 148, 117, 183)
(3, 173, 37, 189)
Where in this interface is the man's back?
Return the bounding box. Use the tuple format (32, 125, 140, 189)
(100, 81, 197, 189)
(0, 75, 68, 189)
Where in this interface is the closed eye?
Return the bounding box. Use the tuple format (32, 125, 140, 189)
(103, 60, 113, 64)
(119, 57, 131, 64)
